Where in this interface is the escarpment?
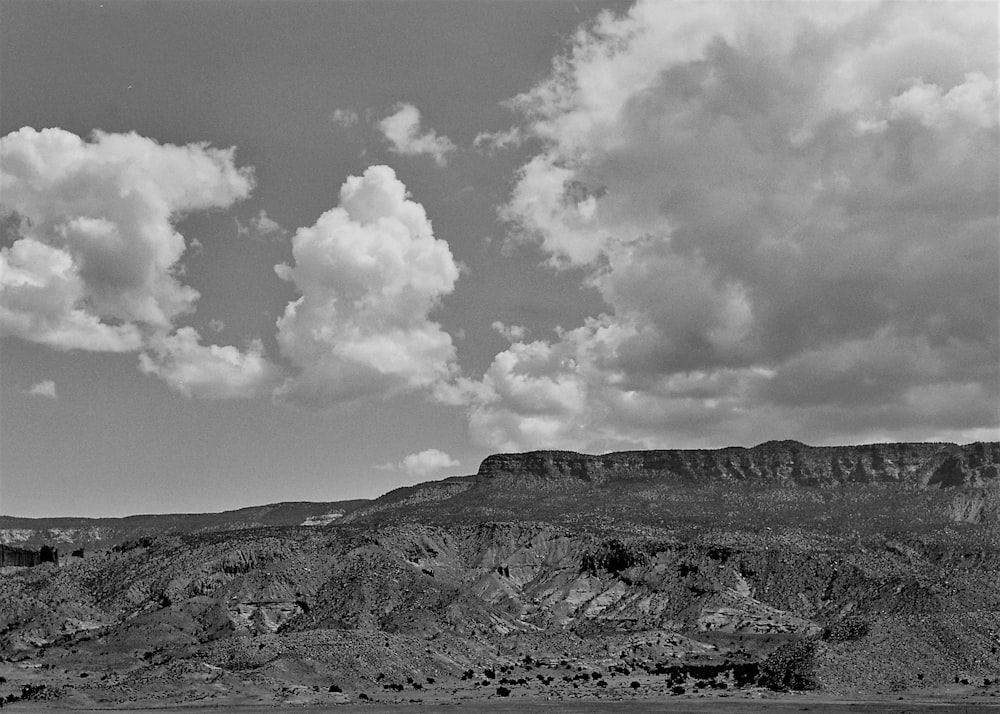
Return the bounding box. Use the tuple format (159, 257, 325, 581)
(476, 441, 1000, 490)
(335, 442, 1000, 531)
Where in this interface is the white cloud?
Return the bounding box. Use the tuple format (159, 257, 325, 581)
(378, 103, 456, 166)
(376, 448, 460, 479)
(491, 320, 528, 342)
(0, 131, 465, 406)
(274, 165, 459, 407)
(23, 379, 57, 399)
(331, 108, 360, 128)
(451, 1, 999, 450)
(235, 209, 287, 242)
(888, 72, 997, 130)
(473, 126, 523, 153)
(0, 127, 254, 352)
(0, 128, 279, 401)
(0, 237, 144, 352)
(138, 327, 278, 399)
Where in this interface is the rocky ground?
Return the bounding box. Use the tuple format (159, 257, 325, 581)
(1, 442, 998, 709)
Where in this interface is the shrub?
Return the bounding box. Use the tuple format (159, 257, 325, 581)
(581, 539, 646, 575)
(759, 640, 819, 691)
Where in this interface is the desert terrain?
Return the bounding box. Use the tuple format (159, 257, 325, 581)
(2, 441, 999, 710)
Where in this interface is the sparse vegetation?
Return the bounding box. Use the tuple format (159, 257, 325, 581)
(0, 442, 997, 706)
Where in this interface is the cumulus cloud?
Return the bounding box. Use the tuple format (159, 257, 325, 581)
(376, 448, 460, 479)
(0, 236, 144, 352)
(138, 327, 278, 399)
(22, 379, 57, 399)
(0, 128, 254, 349)
(0, 127, 279, 399)
(453, 1, 999, 450)
(378, 103, 456, 166)
(274, 165, 459, 407)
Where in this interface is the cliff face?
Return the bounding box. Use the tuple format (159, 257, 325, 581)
(476, 441, 1000, 490)
(339, 441, 1000, 530)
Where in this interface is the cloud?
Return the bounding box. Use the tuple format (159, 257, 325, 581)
(331, 108, 360, 128)
(491, 320, 528, 342)
(274, 165, 459, 407)
(378, 103, 456, 166)
(377, 448, 460, 479)
(451, 1, 999, 450)
(235, 209, 287, 242)
(138, 327, 278, 399)
(208, 318, 225, 333)
(1, 131, 461, 405)
(0, 128, 254, 351)
(0, 127, 281, 399)
(473, 127, 523, 153)
(0, 237, 144, 352)
(22, 379, 57, 399)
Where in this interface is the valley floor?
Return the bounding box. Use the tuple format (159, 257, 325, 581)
(5, 692, 1000, 713)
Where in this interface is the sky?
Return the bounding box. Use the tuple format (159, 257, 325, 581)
(1, 0, 997, 518)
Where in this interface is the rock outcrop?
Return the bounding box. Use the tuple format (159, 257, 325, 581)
(476, 441, 1000, 490)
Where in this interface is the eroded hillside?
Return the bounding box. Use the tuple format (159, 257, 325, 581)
(1, 442, 998, 707)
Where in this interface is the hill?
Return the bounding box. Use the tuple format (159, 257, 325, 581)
(1, 441, 998, 708)
(0, 500, 369, 552)
(342, 441, 1000, 532)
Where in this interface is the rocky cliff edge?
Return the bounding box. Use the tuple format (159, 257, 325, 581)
(476, 441, 1000, 490)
